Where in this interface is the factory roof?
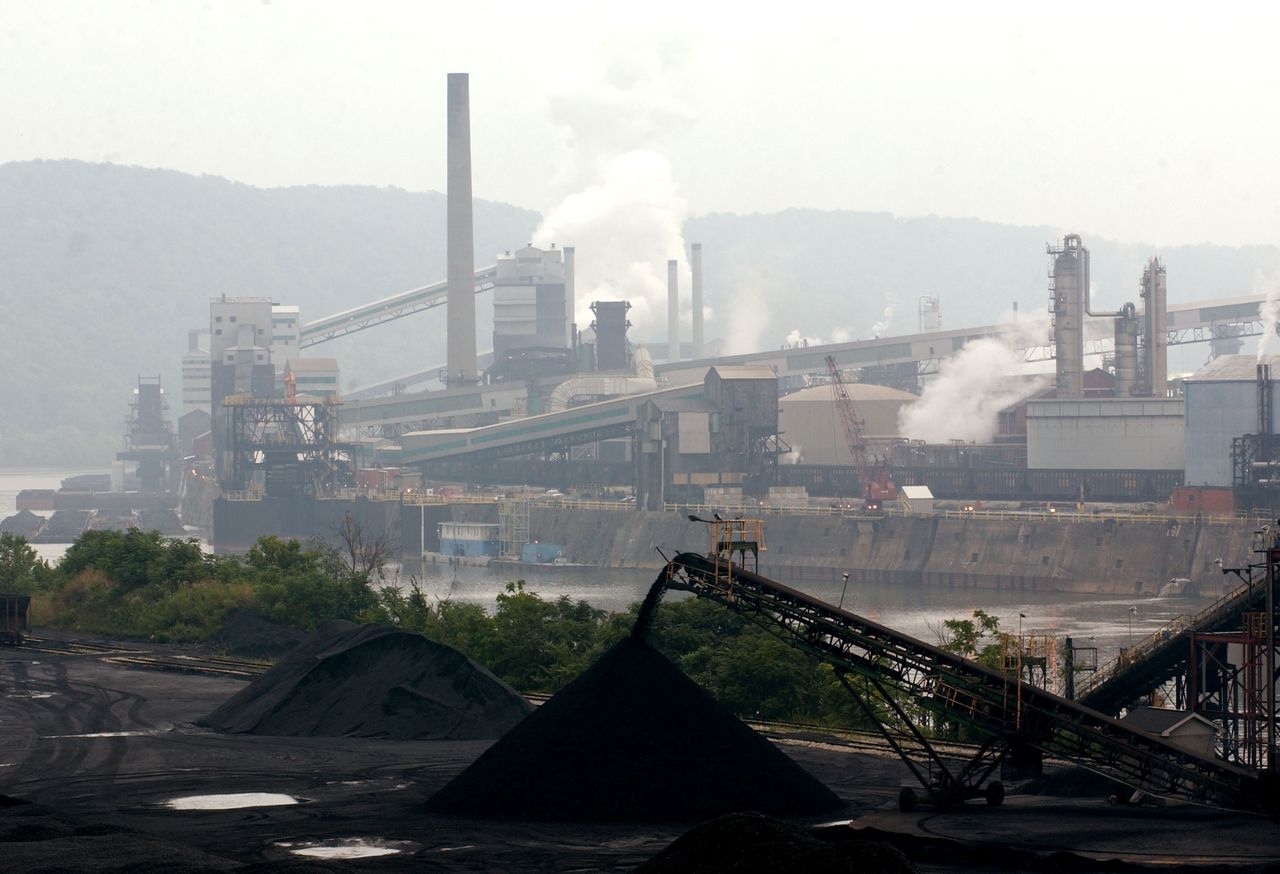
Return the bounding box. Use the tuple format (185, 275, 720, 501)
(1120, 706, 1216, 737)
(1184, 353, 1280, 383)
(781, 383, 918, 403)
(709, 365, 777, 381)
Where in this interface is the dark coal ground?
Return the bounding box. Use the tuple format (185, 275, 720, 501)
(5, 632, 1280, 873)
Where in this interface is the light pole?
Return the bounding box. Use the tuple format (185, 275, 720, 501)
(1127, 605, 1138, 650)
(838, 572, 851, 611)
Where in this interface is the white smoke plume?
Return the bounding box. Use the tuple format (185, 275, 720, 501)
(1257, 273, 1280, 360)
(531, 42, 696, 339)
(722, 281, 771, 355)
(784, 326, 854, 348)
(871, 295, 897, 338)
(899, 316, 1049, 444)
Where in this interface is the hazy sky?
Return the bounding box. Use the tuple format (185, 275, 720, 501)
(3, 1, 1278, 247)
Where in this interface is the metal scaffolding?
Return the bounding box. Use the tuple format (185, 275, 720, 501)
(217, 395, 354, 497)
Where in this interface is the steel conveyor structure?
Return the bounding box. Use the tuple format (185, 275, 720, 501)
(656, 551, 1268, 811)
(1077, 575, 1267, 716)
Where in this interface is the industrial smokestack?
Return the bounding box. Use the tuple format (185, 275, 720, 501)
(691, 243, 704, 359)
(564, 245, 576, 348)
(667, 259, 679, 362)
(1049, 234, 1086, 398)
(446, 73, 478, 386)
(1141, 257, 1167, 397)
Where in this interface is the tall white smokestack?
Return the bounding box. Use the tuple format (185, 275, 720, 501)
(446, 72, 477, 385)
(564, 245, 576, 349)
(691, 243, 704, 359)
(667, 259, 679, 362)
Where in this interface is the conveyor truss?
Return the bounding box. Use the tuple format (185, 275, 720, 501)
(652, 544, 1268, 812)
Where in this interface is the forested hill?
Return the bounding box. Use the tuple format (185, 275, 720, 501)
(2, 159, 1277, 466)
(0, 160, 540, 465)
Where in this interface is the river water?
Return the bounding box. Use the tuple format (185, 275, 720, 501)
(409, 559, 1224, 669)
(2, 467, 1232, 669)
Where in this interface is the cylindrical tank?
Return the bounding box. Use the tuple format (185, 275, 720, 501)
(1052, 239, 1085, 398)
(1113, 303, 1139, 397)
(1141, 257, 1167, 397)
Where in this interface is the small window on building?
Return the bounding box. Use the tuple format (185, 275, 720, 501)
(214, 316, 222, 323)
(903, 548, 912, 561)
(229, 315, 237, 322)
(1114, 559, 1123, 569)
(1041, 555, 1050, 565)
(970, 552, 979, 562)
(215, 328, 222, 335)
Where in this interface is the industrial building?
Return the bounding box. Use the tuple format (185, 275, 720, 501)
(1184, 354, 1280, 487)
(778, 382, 916, 465)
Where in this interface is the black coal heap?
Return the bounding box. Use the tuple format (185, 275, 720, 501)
(427, 635, 842, 822)
(200, 621, 532, 741)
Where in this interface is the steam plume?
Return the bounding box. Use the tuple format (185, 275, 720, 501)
(899, 316, 1048, 443)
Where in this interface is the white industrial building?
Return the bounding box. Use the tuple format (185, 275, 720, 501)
(1183, 354, 1280, 486)
(285, 358, 340, 398)
(778, 383, 917, 465)
(181, 329, 211, 417)
(1027, 398, 1184, 470)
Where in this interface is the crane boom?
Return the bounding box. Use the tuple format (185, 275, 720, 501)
(825, 355, 894, 509)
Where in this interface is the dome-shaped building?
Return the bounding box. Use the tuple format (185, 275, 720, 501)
(779, 383, 918, 465)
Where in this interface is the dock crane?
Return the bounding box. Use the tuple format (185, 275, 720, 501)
(825, 355, 895, 510)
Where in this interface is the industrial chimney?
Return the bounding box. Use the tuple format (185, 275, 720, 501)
(1048, 234, 1087, 398)
(667, 259, 680, 362)
(691, 244, 704, 359)
(564, 245, 576, 350)
(1140, 257, 1167, 397)
(446, 73, 478, 386)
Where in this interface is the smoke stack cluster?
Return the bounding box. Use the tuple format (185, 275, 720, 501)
(446, 73, 478, 386)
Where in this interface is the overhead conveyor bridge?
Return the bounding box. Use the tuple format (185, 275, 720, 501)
(654, 551, 1269, 811)
(300, 265, 499, 347)
(1077, 574, 1268, 715)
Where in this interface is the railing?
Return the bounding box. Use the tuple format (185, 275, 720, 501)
(1075, 573, 1261, 699)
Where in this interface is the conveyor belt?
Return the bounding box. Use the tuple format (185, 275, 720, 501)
(658, 552, 1267, 810)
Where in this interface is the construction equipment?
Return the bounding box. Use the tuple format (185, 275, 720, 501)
(825, 355, 895, 510)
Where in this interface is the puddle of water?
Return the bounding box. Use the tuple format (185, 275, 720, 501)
(6, 692, 54, 699)
(43, 730, 155, 739)
(166, 792, 299, 811)
(277, 838, 414, 859)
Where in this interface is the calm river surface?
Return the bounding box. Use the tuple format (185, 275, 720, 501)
(3, 467, 1233, 666)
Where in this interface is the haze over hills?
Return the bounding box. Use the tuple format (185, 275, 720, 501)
(2, 159, 1277, 466)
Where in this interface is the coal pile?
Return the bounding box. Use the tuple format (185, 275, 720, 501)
(0, 508, 45, 538)
(208, 609, 306, 659)
(426, 636, 842, 822)
(200, 621, 532, 740)
(636, 812, 915, 874)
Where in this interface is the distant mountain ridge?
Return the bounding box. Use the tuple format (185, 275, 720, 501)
(1, 160, 1276, 465)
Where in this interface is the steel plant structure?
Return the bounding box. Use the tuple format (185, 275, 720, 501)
(217, 394, 354, 498)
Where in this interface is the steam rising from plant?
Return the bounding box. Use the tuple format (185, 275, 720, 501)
(1257, 273, 1280, 360)
(899, 316, 1049, 443)
(531, 45, 695, 338)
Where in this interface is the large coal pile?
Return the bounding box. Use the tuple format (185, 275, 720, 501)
(426, 636, 842, 822)
(208, 609, 306, 659)
(200, 621, 532, 740)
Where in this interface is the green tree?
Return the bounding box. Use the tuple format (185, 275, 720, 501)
(0, 533, 48, 593)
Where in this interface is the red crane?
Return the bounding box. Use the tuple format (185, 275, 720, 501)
(825, 355, 895, 511)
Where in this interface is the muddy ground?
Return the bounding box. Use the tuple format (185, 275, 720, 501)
(3, 632, 1280, 872)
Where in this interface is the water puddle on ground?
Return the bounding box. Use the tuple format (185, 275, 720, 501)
(6, 691, 54, 699)
(276, 838, 415, 859)
(43, 730, 157, 739)
(166, 792, 300, 811)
